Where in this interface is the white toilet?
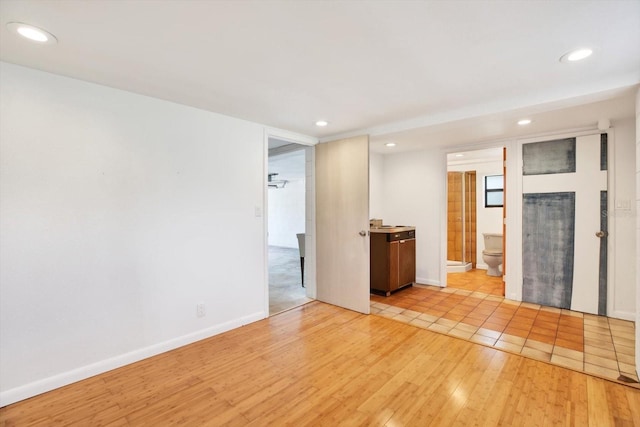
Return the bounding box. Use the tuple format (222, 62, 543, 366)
(482, 233, 503, 277)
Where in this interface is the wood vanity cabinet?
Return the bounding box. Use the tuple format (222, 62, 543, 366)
(370, 229, 416, 296)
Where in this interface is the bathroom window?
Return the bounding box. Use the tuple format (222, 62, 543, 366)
(485, 175, 504, 208)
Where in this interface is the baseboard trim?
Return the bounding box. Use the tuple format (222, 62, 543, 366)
(416, 277, 441, 287)
(0, 311, 266, 407)
(609, 310, 635, 322)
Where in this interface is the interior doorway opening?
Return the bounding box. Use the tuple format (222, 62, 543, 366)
(267, 138, 314, 315)
(446, 147, 505, 296)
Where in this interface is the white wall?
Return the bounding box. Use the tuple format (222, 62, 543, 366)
(610, 117, 637, 320)
(373, 149, 445, 285)
(369, 151, 385, 220)
(448, 159, 503, 269)
(0, 62, 270, 405)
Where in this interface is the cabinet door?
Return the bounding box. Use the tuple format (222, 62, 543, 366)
(389, 241, 400, 291)
(399, 239, 416, 286)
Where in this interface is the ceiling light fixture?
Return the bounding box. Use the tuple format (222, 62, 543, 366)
(559, 48, 592, 63)
(7, 22, 57, 44)
(315, 120, 328, 127)
(385, 142, 396, 147)
(518, 119, 532, 125)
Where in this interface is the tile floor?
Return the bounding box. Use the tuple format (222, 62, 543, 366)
(447, 268, 504, 296)
(371, 282, 639, 387)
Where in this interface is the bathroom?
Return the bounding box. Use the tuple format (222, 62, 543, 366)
(447, 147, 504, 278)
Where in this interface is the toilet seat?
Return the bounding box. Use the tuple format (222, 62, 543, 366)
(482, 249, 502, 255)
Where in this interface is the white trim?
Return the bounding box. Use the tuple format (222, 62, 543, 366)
(263, 129, 318, 315)
(0, 311, 265, 407)
(605, 128, 616, 318)
(265, 127, 318, 146)
(609, 310, 636, 322)
(417, 277, 442, 287)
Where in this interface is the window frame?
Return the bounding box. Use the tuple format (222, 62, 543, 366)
(484, 174, 504, 208)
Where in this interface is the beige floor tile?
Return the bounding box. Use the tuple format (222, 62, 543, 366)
(476, 328, 502, 339)
(454, 289, 473, 296)
(370, 307, 382, 314)
(524, 339, 553, 353)
(615, 352, 636, 365)
(610, 330, 636, 341)
(552, 346, 584, 362)
(539, 306, 561, 313)
(561, 309, 583, 318)
(436, 317, 459, 328)
(584, 329, 613, 342)
(455, 322, 479, 333)
(584, 324, 610, 334)
(428, 323, 452, 334)
(520, 302, 541, 310)
(618, 362, 638, 376)
(521, 347, 551, 362)
(494, 339, 523, 353)
(401, 309, 421, 319)
(485, 296, 503, 302)
(584, 345, 617, 359)
(584, 337, 616, 351)
(583, 315, 609, 327)
(441, 287, 457, 293)
(500, 333, 526, 346)
(449, 328, 475, 340)
(584, 363, 620, 381)
(470, 334, 498, 347)
(392, 314, 415, 324)
(386, 305, 404, 314)
(372, 302, 390, 309)
(417, 313, 440, 323)
(471, 291, 488, 299)
(409, 318, 433, 329)
(584, 353, 619, 370)
(612, 335, 635, 348)
(614, 343, 636, 356)
(551, 354, 583, 371)
(502, 299, 521, 306)
(378, 311, 398, 319)
(608, 318, 635, 328)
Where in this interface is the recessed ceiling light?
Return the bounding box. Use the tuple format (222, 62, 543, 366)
(7, 22, 57, 44)
(518, 119, 532, 126)
(559, 48, 592, 63)
(315, 120, 328, 127)
(385, 142, 396, 147)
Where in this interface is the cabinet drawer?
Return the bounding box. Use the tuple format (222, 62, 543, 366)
(386, 230, 415, 241)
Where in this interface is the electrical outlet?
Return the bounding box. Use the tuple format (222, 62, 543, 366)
(196, 303, 206, 318)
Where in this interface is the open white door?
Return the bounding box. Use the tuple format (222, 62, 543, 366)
(316, 135, 370, 314)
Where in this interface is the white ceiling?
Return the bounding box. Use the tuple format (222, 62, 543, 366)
(1, 0, 639, 151)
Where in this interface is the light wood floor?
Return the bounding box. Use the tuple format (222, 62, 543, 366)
(2, 301, 639, 426)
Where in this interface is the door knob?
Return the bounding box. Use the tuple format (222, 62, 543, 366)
(359, 230, 367, 237)
(595, 231, 608, 238)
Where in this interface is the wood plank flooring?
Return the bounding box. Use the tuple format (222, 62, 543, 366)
(2, 301, 639, 426)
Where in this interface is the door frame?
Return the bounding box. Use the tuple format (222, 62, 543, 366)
(263, 128, 318, 317)
(512, 128, 615, 313)
(441, 143, 511, 294)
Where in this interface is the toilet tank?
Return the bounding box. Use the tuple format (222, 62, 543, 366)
(483, 233, 503, 251)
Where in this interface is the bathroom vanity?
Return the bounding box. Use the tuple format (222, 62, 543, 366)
(370, 226, 416, 296)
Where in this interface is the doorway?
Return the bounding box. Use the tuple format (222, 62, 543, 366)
(267, 138, 313, 315)
(446, 147, 504, 295)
